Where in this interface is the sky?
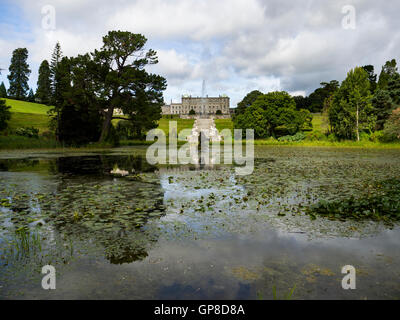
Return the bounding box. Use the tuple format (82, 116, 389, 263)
(0, 0, 400, 107)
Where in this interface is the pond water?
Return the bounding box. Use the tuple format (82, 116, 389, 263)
(0, 146, 399, 299)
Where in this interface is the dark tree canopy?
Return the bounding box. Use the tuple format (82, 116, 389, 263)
(7, 48, 31, 100)
(377, 59, 398, 90)
(293, 95, 308, 110)
(36, 60, 52, 105)
(235, 90, 263, 116)
(90, 30, 167, 142)
(362, 65, 377, 93)
(47, 42, 64, 140)
(57, 55, 103, 145)
(234, 91, 312, 138)
(307, 80, 339, 113)
(51, 31, 166, 145)
(27, 88, 35, 102)
(0, 82, 6, 98)
(0, 99, 11, 131)
(372, 73, 400, 130)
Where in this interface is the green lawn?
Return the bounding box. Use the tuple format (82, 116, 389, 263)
(157, 117, 194, 136)
(8, 112, 50, 133)
(5, 98, 52, 114)
(2, 99, 52, 133)
(311, 113, 329, 133)
(215, 118, 233, 134)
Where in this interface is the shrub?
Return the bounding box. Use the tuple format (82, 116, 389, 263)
(369, 131, 384, 142)
(189, 109, 196, 115)
(327, 133, 337, 142)
(278, 132, 306, 142)
(14, 127, 39, 139)
(305, 131, 327, 141)
(359, 131, 371, 141)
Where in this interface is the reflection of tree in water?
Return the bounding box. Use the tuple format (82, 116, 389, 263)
(0, 158, 40, 172)
(55, 154, 156, 176)
(101, 228, 152, 264)
(41, 155, 165, 264)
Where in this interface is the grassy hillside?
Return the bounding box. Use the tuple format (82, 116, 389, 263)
(8, 112, 50, 133)
(3, 98, 52, 133)
(157, 117, 194, 136)
(311, 113, 329, 133)
(5, 98, 52, 114)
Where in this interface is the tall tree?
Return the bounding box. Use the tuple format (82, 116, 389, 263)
(362, 65, 377, 93)
(372, 89, 394, 130)
(0, 82, 6, 98)
(372, 73, 400, 130)
(307, 80, 339, 112)
(235, 90, 263, 116)
(49, 42, 63, 140)
(7, 48, 31, 100)
(27, 88, 35, 102)
(329, 67, 375, 141)
(57, 55, 103, 145)
(91, 31, 166, 142)
(377, 59, 398, 90)
(36, 60, 52, 105)
(293, 95, 308, 110)
(0, 99, 11, 131)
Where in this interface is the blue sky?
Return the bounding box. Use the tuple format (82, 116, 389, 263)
(1, 0, 400, 106)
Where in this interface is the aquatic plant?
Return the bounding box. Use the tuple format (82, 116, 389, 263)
(306, 179, 400, 222)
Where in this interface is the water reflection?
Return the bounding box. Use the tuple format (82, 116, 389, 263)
(1, 147, 400, 299)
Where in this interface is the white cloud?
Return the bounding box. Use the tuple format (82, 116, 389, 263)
(2, 0, 400, 106)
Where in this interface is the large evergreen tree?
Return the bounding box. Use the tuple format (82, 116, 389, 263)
(362, 65, 377, 93)
(377, 59, 398, 90)
(0, 82, 6, 98)
(329, 67, 375, 141)
(91, 31, 166, 142)
(36, 60, 52, 105)
(372, 89, 395, 130)
(0, 99, 11, 131)
(49, 42, 63, 140)
(27, 88, 35, 102)
(372, 72, 400, 130)
(7, 48, 31, 100)
(57, 55, 103, 145)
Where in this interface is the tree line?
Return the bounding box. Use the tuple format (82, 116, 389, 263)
(0, 30, 167, 145)
(234, 60, 400, 142)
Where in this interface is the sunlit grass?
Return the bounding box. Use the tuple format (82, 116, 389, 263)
(5, 98, 52, 114)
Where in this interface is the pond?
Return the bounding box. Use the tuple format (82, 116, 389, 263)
(0, 146, 399, 299)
